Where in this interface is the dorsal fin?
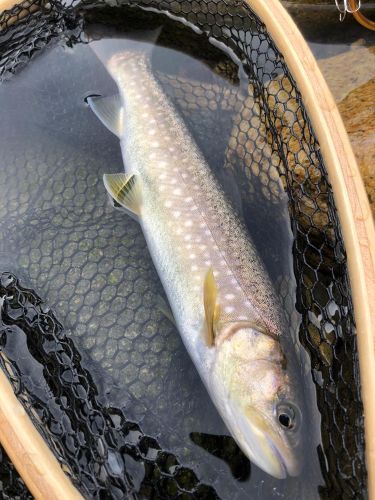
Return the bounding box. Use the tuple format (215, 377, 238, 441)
(204, 268, 221, 347)
(103, 173, 142, 221)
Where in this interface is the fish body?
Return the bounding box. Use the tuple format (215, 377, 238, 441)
(89, 36, 304, 479)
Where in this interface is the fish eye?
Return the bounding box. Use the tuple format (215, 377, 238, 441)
(276, 403, 300, 431)
(278, 411, 293, 429)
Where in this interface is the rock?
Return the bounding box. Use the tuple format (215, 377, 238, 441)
(338, 78, 375, 214)
(319, 46, 375, 216)
(318, 45, 375, 102)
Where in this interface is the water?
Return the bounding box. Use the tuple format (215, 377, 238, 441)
(0, 3, 365, 498)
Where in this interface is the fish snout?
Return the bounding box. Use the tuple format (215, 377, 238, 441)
(230, 406, 302, 479)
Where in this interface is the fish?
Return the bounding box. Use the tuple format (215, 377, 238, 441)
(88, 30, 304, 479)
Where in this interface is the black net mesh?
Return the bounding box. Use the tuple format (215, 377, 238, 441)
(0, 0, 367, 499)
(0, 273, 220, 498)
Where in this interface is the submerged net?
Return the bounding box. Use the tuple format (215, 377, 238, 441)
(0, 273, 220, 498)
(0, 0, 367, 499)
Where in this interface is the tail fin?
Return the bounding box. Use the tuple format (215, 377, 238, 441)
(89, 27, 162, 69)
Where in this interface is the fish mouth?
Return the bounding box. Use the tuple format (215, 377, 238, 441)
(265, 436, 288, 479)
(230, 406, 298, 479)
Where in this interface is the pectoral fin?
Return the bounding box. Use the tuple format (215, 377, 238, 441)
(103, 173, 142, 221)
(87, 95, 123, 138)
(204, 268, 221, 346)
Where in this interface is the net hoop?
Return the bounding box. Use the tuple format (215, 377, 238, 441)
(0, 0, 373, 497)
(247, 2, 375, 497)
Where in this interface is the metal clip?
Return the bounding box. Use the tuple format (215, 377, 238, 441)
(335, 0, 361, 21)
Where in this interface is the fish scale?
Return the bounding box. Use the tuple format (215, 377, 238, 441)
(110, 51, 284, 342)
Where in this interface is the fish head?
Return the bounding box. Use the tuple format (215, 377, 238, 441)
(212, 326, 304, 479)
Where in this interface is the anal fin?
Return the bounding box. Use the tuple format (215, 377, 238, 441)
(103, 173, 142, 221)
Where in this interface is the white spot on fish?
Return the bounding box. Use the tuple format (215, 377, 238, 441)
(173, 211, 181, 218)
(151, 141, 159, 147)
(225, 294, 235, 301)
(149, 129, 156, 136)
(191, 265, 198, 271)
(189, 254, 196, 259)
(164, 201, 172, 208)
(225, 306, 235, 314)
(185, 197, 193, 203)
(185, 220, 193, 227)
(159, 174, 167, 180)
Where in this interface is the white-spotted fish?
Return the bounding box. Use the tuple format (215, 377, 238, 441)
(88, 31, 304, 479)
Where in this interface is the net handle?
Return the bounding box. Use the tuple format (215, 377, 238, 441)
(247, 0, 375, 496)
(0, 0, 21, 9)
(0, 368, 83, 499)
